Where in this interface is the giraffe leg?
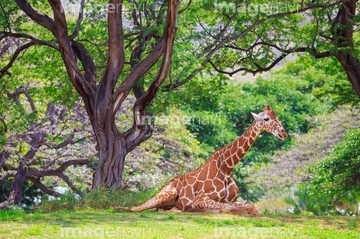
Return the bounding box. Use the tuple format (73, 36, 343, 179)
(114, 183, 178, 212)
(225, 178, 258, 215)
(230, 201, 259, 215)
(190, 194, 258, 215)
(168, 206, 182, 213)
(224, 177, 240, 203)
(190, 194, 233, 212)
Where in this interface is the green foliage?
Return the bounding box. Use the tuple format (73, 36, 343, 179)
(298, 127, 360, 214)
(156, 76, 233, 152)
(285, 193, 328, 216)
(278, 54, 359, 107)
(0, 179, 11, 203)
(0, 205, 26, 221)
(39, 188, 157, 212)
(165, 53, 352, 156)
(80, 188, 157, 210)
(39, 190, 79, 212)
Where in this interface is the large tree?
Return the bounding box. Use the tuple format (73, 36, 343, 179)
(2, 0, 180, 188)
(1, 0, 359, 191)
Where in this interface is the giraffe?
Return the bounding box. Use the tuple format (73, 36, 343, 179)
(115, 105, 288, 214)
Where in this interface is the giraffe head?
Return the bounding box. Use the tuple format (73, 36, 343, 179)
(251, 105, 288, 141)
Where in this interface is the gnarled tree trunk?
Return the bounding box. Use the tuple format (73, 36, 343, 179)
(333, 0, 360, 97)
(0, 162, 26, 209)
(92, 116, 127, 188)
(336, 52, 360, 97)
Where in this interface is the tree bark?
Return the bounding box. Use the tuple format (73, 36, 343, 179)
(333, 0, 360, 97)
(92, 117, 127, 188)
(0, 162, 26, 209)
(336, 52, 360, 97)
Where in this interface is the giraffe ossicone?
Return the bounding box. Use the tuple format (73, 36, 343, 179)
(115, 105, 288, 215)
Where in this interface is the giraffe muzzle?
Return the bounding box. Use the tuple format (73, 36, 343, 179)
(275, 129, 288, 141)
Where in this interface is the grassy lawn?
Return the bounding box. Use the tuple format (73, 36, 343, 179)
(0, 209, 359, 239)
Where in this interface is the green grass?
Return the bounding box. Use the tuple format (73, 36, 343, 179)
(0, 209, 359, 239)
(2, 190, 358, 238)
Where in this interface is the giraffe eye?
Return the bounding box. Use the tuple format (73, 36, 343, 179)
(263, 116, 270, 121)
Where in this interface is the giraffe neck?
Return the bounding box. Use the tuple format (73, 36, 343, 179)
(221, 121, 263, 175)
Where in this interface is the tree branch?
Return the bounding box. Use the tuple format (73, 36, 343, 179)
(0, 32, 58, 49)
(25, 158, 91, 195)
(208, 53, 286, 76)
(28, 177, 61, 197)
(0, 42, 34, 78)
(44, 134, 86, 150)
(1, 3, 94, 110)
(23, 132, 45, 161)
(105, 0, 125, 81)
(14, 0, 54, 32)
(209, 41, 336, 76)
(71, 41, 97, 94)
(113, 37, 166, 113)
(45, 0, 94, 117)
(125, 0, 179, 149)
(0, 32, 59, 78)
(57, 171, 82, 195)
(94, 0, 126, 130)
(69, 0, 85, 40)
(7, 85, 37, 112)
(164, 0, 342, 90)
(27, 159, 91, 178)
(179, 0, 192, 14)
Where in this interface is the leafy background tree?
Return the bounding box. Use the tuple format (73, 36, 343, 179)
(296, 128, 360, 215)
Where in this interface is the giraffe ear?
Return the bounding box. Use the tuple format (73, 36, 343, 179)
(262, 105, 271, 111)
(251, 112, 262, 120)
